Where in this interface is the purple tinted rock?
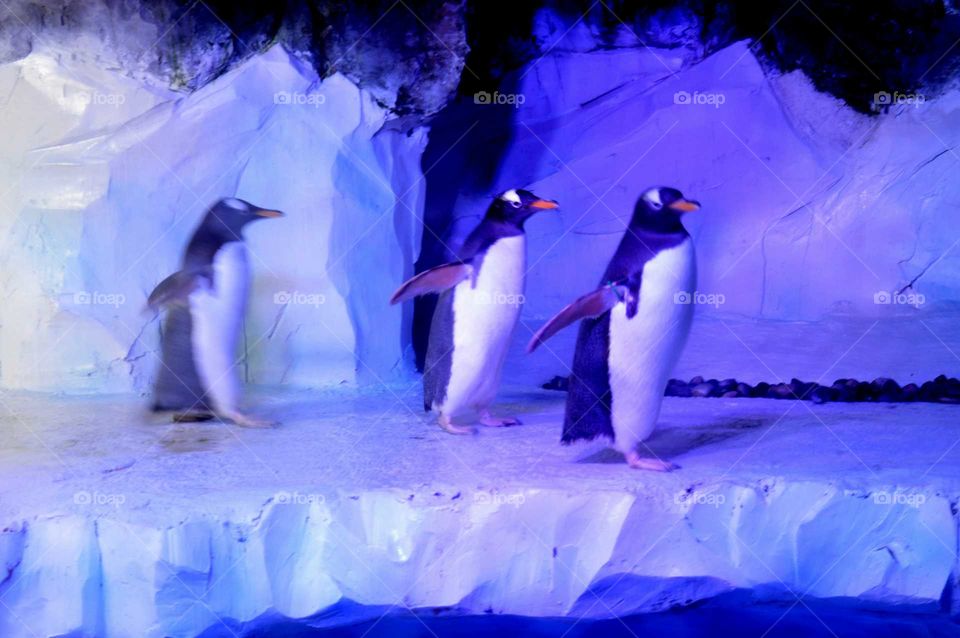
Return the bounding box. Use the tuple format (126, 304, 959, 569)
(691, 382, 717, 398)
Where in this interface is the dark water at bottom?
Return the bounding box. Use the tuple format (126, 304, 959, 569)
(237, 601, 960, 638)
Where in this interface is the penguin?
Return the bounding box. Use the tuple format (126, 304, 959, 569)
(147, 197, 283, 428)
(527, 187, 700, 470)
(391, 189, 559, 434)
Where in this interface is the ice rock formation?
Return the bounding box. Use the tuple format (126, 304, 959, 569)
(499, 35, 960, 323)
(0, 484, 953, 637)
(0, 44, 425, 392)
(417, 12, 960, 379)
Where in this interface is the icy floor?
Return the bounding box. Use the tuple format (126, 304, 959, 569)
(1, 380, 959, 637)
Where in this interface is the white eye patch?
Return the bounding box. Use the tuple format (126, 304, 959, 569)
(642, 188, 663, 209)
(500, 189, 521, 205)
(222, 197, 247, 210)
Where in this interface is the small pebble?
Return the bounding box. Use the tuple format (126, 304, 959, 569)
(691, 382, 716, 398)
(752, 382, 770, 398)
(901, 383, 919, 401)
(810, 386, 835, 404)
(768, 383, 795, 399)
(543, 374, 960, 405)
(542, 375, 570, 392)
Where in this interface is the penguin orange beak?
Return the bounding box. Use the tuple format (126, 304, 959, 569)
(669, 199, 700, 212)
(530, 199, 559, 210)
(255, 209, 285, 218)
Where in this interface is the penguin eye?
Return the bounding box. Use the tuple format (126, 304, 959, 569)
(509, 200, 522, 209)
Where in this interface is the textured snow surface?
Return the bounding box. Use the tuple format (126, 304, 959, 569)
(0, 387, 958, 637)
(0, 44, 425, 392)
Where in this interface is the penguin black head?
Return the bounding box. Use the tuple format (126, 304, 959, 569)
(487, 189, 559, 228)
(200, 197, 285, 242)
(631, 187, 700, 233)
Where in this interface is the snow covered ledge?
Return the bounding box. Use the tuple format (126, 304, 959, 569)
(0, 389, 957, 637)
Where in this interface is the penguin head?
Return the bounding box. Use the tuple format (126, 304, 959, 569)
(488, 189, 559, 228)
(632, 187, 700, 231)
(201, 197, 284, 241)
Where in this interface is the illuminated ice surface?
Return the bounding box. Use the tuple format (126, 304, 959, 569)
(2, 9, 960, 638)
(0, 376, 959, 637)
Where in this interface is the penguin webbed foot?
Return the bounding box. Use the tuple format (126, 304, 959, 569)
(478, 410, 522, 427)
(222, 411, 278, 429)
(625, 450, 678, 472)
(172, 411, 216, 423)
(438, 414, 476, 435)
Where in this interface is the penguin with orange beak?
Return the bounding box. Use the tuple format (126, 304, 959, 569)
(148, 197, 284, 428)
(391, 189, 559, 434)
(528, 187, 700, 470)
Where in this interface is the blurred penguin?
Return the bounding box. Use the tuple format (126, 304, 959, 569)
(148, 197, 283, 428)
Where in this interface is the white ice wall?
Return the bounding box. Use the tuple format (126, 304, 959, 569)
(0, 485, 953, 637)
(450, 16, 960, 325)
(0, 44, 425, 392)
(4, 12, 960, 393)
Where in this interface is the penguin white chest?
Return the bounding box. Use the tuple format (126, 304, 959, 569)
(189, 241, 250, 414)
(607, 239, 696, 451)
(443, 235, 526, 412)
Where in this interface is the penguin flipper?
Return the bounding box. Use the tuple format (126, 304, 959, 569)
(526, 285, 628, 353)
(389, 263, 472, 305)
(146, 268, 213, 312)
